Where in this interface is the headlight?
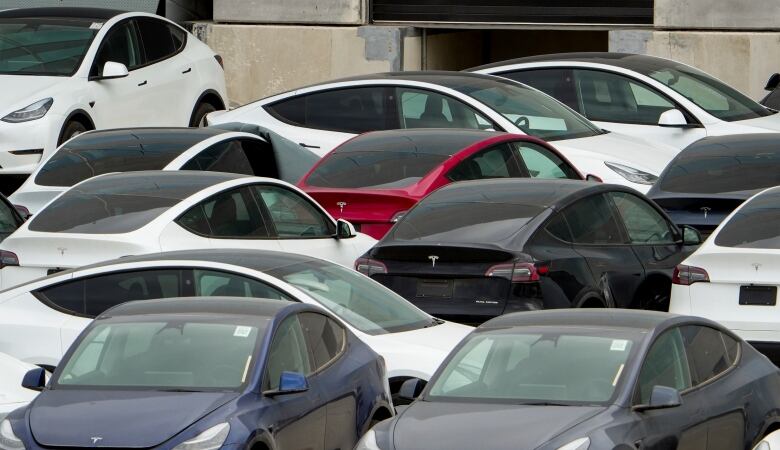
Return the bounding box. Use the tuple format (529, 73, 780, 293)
(0, 419, 25, 450)
(557, 437, 590, 450)
(354, 429, 381, 450)
(604, 161, 658, 185)
(171, 423, 230, 450)
(2, 98, 54, 123)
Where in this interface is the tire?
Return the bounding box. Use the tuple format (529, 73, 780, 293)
(190, 102, 217, 127)
(58, 120, 88, 145)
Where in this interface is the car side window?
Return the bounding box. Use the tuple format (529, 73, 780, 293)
(637, 328, 692, 404)
(265, 87, 395, 133)
(609, 192, 675, 244)
(252, 185, 335, 238)
(177, 186, 271, 238)
(93, 20, 142, 75)
(192, 269, 291, 300)
(397, 88, 494, 130)
(447, 143, 522, 182)
(134, 18, 183, 64)
(298, 312, 346, 372)
(35, 279, 87, 315)
(0, 201, 21, 234)
(680, 326, 739, 386)
(574, 69, 677, 125)
(562, 194, 625, 245)
(510, 141, 579, 179)
(264, 315, 312, 391)
(500, 68, 581, 113)
(544, 212, 573, 242)
(83, 269, 183, 316)
(182, 139, 255, 175)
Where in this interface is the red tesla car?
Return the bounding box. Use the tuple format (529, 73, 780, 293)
(298, 129, 584, 239)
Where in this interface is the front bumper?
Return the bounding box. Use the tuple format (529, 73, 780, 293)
(0, 115, 60, 174)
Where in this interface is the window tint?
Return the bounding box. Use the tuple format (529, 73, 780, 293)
(36, 280, 86, 315)
(501, 68, 580, 112)
(264, 315, 311, 390)
(637, 328, 692, 404)
(94, 21, 141, 75)
(299, 312, 346, 371)
(177, 187, 271, 238)
(574, 69, 676, 125)
(306, 151, 447, 189)
(512, 141, 579, 179)
(562, 194, 625, 244)
(134, 18, 177, 63)
(680, 326, 738, 386)
(544, 212, 572, 242)
(659, 149, 780, 194)
(609, 192, 675, 244)
(0, 201, 20, 235)
(714, 190, 780, 249)
(266, 87, 394, 133)
(193, 269, 290, 300)
(253, 185, 334, 238)
(182, 139, 255, 175)
(83, 269, 183, 316)
(448, 143, 521, 182)
(397, 88, 494, 130)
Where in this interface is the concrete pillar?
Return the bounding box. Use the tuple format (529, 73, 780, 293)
(214, 0, 367, 25)
(655, 0, 780, 30)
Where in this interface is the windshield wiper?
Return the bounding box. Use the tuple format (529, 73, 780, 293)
(423, 318, 445, 328)
(156, 388, 203, 393)
(519, 401, 571, 407)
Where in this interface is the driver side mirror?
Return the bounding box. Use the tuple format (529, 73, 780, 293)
(265, 371, 309, 397)
(657, 109, 690, 128)
(765, 73, 780, 91)
(336, 219, 356, 239)
(92, 61, 129, 81)
(398, 378, 426, 403)
(634, 385, 682, 411)
(680, 225, 702, 246)
(13, 204, 31, 221)
(21, 367, 46, 392)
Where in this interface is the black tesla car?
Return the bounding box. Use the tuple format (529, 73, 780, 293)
(356, 309, 780, 450)
(356, 179, 701, 324)
(647, 133, 780, 237)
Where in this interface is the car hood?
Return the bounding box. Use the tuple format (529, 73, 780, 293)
(29, 390, 236, 448)
(556, 131, 676, 175)
(392, 401, 603, 450)
(0, 75, 65, 115)
(732, 113, 780, 132)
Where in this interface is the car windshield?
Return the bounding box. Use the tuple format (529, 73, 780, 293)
(0, 18, 97, 76)
(266, 259, 433, 335)
(393, 201, 544, 242)
(55, 318, 264, 390)
(306, 151, 447, 189)
(659, 149, 780, 194)
(715, 189, 780, 249)
(637, 63, 771, 122)
(427, 328, 638, 405)
(442, 77, 602, 141)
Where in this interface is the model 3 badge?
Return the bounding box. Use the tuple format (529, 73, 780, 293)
(91, 437, 103, 445)
(336, 201, 347, 213)
(428, 255, 439, 268)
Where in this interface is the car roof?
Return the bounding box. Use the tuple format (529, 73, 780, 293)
(65, 128, 230, 153)
(470, 52, 677, 73)
(678, 133, 780, 158)
(0, 7, 125, 20)
(73, 170, 247, 199)
(290, 71, 513, 93)
(480, 308, 679, 331)
(334, 129, 506, 156)
(99, 297, 295, 319)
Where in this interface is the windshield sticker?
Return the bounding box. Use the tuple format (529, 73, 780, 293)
(89, 22, 104, 30)
(610, 339, 629, 352)
(612, 364, 625, 387)
(241, 355, 252, 383)
(234, 326, 252, 338)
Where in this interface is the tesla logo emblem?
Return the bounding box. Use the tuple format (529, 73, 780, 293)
(752, 263, 762, 272)
(428, 255, 439, 268)
(700, 207, 711, 219)
(57, 247, 67, 256)
(90, 437, 103, 445)
(336, 202, 347, 213)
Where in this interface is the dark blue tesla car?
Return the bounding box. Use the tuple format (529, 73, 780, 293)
(2, 298, 393, 450)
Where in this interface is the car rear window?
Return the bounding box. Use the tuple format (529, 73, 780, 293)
(714, 190, 780, 249)
(306, 151, 447, 189)
(393, 201, 544, 242)
(659, 151, 780, 194)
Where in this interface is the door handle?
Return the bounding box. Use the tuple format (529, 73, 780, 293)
(137, 80, 147, 86)
(299, 143, 320, 149)
(182, 68, 192, 74)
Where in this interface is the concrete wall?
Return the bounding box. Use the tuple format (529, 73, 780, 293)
(610, 30, 780, 100)
(214, 0, 365, 25)
(655, 0, 780, 30)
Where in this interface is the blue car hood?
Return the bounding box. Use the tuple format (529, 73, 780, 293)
(29, 389, 237, 448)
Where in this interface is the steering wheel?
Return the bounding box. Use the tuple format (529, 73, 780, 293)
(513, 115, 530, 132)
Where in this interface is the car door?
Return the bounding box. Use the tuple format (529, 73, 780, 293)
(559, 193, 645, 308)
(298, 312, 355, 450)
(263, 314, 326, 450)
(87, 19, 147, 128)
(634, 327, 707, 450)
(263, 86, 397, 154)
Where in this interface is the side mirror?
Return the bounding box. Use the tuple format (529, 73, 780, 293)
(21, 367, 46, 392)
(266, 371, 308, 397)
(765, 73, 780, 91)
(336, 219, 356, 239)
(13, 204, 31, 221)
(681, 225, 702, 246)
(585, 174, 602, 183)
(93, 61, 129, 80)
(398, 378, 426, 403)
(635, 386, 682, 412)
(658, 109, 689, 128)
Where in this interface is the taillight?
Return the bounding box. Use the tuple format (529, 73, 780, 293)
(485, 262, 539, 283)
(355, 257, 387, 276)
(390, 210, 408, 223)
(0, 250, 19, 269)
(214, 55, 224, 69)
(672, 264, 709, 285)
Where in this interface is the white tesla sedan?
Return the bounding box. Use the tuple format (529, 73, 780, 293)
(0, 249, 471, 393)
(0, 171, 376, 288)
(0, 352, 38, 422)
(670, 186, 780, 360)
(207, 72, 677, 192)
(471, 52, 780, 151)
(9, 124, 319, 214)
(0, 7, 227, 175)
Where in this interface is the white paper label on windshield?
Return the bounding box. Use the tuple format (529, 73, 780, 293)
(89, 22, 104, 30)
(610, 339, 629, 351)
(234, 326, 252, 338)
